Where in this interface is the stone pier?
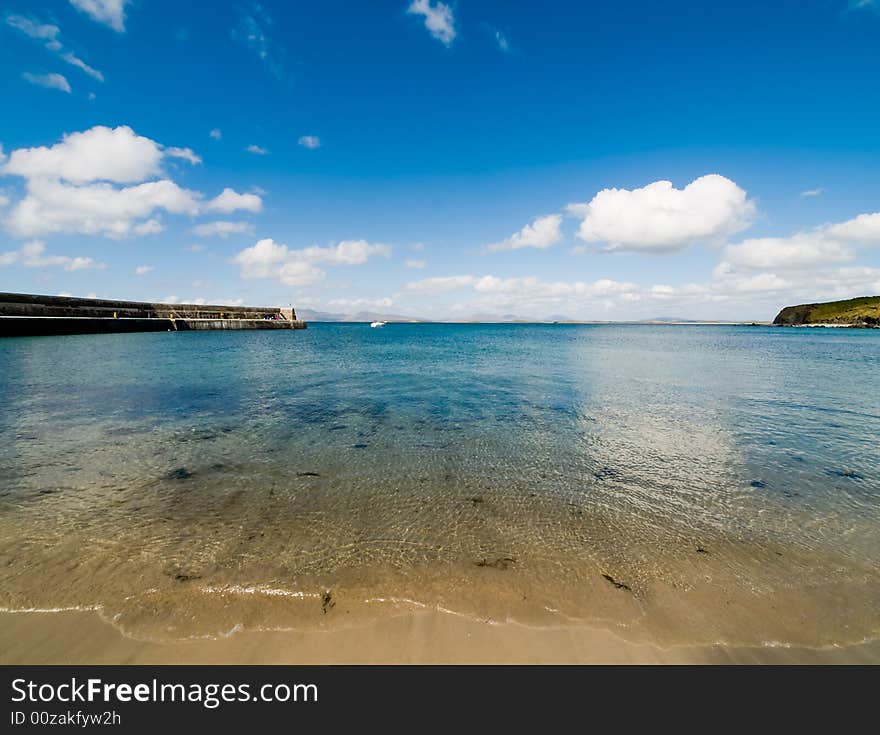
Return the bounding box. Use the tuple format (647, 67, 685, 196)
(0, 293, 307, 337)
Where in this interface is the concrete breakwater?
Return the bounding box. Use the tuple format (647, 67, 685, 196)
(0, 292, 307, 337)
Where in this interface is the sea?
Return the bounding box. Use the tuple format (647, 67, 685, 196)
(1, 323, 878, 647)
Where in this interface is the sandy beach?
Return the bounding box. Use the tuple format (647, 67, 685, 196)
(2, 609, 879, 665)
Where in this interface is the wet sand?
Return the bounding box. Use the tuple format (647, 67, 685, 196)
(2, 610, 879, 665)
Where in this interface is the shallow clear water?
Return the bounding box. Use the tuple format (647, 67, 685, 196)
(1, 324, 878, 646)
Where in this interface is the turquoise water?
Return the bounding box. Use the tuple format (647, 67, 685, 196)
(1, 324, 878, 646)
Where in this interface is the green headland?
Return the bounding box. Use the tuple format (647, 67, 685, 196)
(773, 296, 880, 327)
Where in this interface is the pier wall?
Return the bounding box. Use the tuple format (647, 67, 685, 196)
(0, 293, 306, 337)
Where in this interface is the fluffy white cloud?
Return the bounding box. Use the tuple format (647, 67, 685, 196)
(801, 188, 824, 197)
(133, 218, 164, 235)
(5, 178, 199, 238)
(402, 259, 880, 321)
(407, 0, 456, 45)
(0, 126, 255, 239)
(0, 240, 103, 270)
(488, 214, 562, 252)
(192, 221, 254, 238)
(233, 238, 391, 286)
(405, 258, 427, 269)
(716, 233, 853, 274)
(567, 174, 755, 253)
(3, 126, 175, 184)
(206, 187, 263, 213)
(135, 265, 154, 275)
(717, 211, 880, 274)
(403, 273, 648, 318)
(298, 136, 321, 149)
(209, 129, 222, 140)
(406, 274, 637, 299)
(22, 72, 71, 93)
(299, 240, 392, 265)
(69, 0, 130, 32)
(246, 144, 268, 155)
(825, 212, 880, 241)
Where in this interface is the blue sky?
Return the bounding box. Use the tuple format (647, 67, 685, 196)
(1, 0, 880, 320)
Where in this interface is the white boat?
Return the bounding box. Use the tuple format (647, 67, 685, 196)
(370, 321, 387, 328)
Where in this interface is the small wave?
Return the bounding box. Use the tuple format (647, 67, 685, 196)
(199, 584, 320, 599)
(0, 604, 103, 614)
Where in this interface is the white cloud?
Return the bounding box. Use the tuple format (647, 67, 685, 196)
(825, 212, 880, 241)
(732, 273, 791, 293)
(298, 136, 321, 149)
(299, 240, 392, 265)
(716, 233, 853, 274)
(800, 188, 824, 197)
(567, 174, 755, 253)
(233, 238, 391, 286)
(0, 240, 104, 270)
(209, 129, 222, 140)
(4, 178, 199, 239)
(165, 147, 202, 165)
(206, 187, 263, 213)
(404, 260, 880, 321)
(60, 52, 104, 81)
(407, 0, 456, 46)
(405, 258, 427, 269)
(192, 221, 254, 238)
(716, 211, 880, 274)
(404, 273, 641, 317)
(135, 265, 154, 275)
(488, 214, 562, 252)
(246, 144, 268, 155)
(164, 295, 246, 307)
(0, 126, 228, 239)
(69, 0, 130, 32)
(22, 72, 71, 93)
(133, 218, 164, 235)
(494, 29, 509, 52)
(7, 14, 106, 82)
(406, 274, 639, 297)
(405, 274, 478, 294)
(2, 126, 180, 184)
(327, 297, 395, 310)
(6, 15, 59, 41)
